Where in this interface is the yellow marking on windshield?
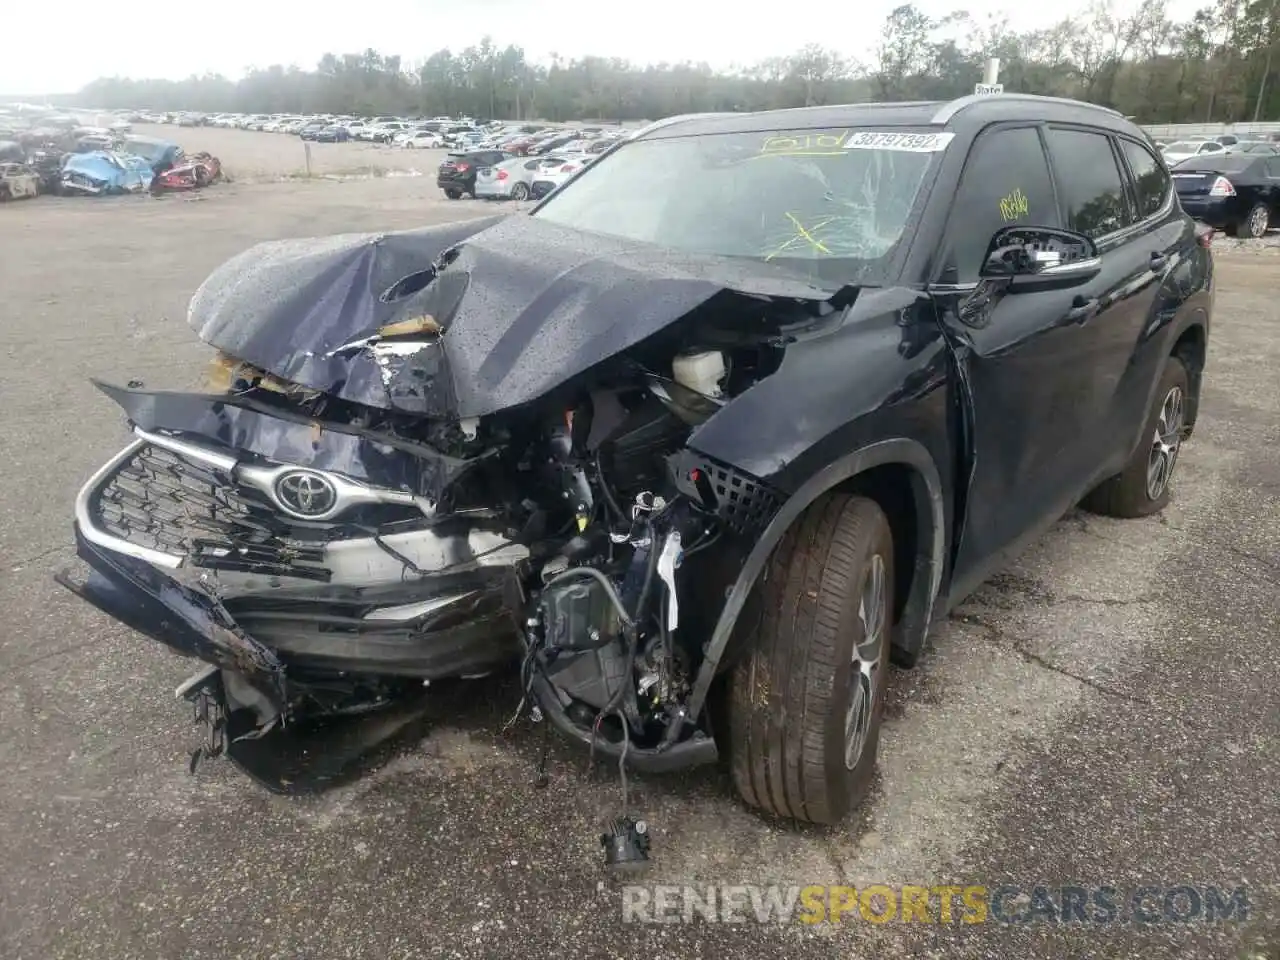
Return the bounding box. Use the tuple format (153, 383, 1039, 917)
(786, 212, 832, 254)
(759, 131, 852, 156)
(767, 213, 836, 260)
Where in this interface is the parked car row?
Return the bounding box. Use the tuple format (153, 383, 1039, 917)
(0, 108, 222, 201)
(130, 109, 635, 159)
(434, 125, 628, 201)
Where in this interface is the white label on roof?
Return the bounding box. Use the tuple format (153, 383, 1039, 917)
(843, 131, 955, 152)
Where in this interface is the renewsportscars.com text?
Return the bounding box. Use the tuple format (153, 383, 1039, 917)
(621, 884, 1251, 925)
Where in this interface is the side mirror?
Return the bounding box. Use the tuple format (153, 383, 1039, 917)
(980, 225, 1101, 293)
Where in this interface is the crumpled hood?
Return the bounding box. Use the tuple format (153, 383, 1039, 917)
(189, 213, 841, 420)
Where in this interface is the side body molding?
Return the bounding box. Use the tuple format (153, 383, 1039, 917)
(675, 437, 948, 738)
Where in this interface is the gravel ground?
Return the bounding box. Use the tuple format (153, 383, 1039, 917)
(0, 130, 1277, 959)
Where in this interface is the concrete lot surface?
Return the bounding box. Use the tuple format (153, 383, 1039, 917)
(0, 130, 1277, 960)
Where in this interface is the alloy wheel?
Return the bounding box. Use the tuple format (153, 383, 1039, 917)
(845, 552, 887, 770)
(1146, 385, 1185, 500)
(1249, 205, 1270, 238)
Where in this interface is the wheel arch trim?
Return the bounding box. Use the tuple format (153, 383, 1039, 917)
(677, 438, 947, 735)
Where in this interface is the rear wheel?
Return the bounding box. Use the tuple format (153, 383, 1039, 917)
(728, 494, 893, 824)
(1244, 202, 1270, 238)
(1082, 356, 1189, 518)
(511, 182, 529, 201)
(444, 188, 462, 200)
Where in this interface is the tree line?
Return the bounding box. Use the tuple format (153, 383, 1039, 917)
(69, 0, 1280, 124)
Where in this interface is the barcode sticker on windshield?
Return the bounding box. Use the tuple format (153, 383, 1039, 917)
(843, 132, 955, 152)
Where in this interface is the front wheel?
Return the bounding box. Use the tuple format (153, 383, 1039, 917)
(1082, 356, 1189, 518)
(728, 494, 893, 825)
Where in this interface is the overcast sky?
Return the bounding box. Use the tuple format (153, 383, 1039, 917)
(5, 0, 1205, 96)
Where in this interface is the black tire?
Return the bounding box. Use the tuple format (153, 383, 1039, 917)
(728, 494, 893, 825)
(1244, 202, 1270, 238)
(444, 189, 462, 200)
(511, 181, 529, 201)
(1082, 356, 1190, 518)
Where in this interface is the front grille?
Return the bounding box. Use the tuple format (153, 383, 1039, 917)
(94, 444, 332, 580)
(668, 450, 783, 539)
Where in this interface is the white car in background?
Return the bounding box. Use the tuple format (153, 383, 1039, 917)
(397, 130, 445, 149)
(1161, 140, 1225, 166)
(528, 153, 597, 199)
(368, 122, 410, 143)
(474, 154, 572, 200)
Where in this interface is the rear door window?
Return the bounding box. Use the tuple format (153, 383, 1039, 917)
(1045, 128, 1130, 238)
(946, 125, 1060, 281)
(1119, 139, 1170, 220)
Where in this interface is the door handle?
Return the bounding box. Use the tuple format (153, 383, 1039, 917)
(1150, 251, 1168, 271)
(1064, 296, 1100, 324)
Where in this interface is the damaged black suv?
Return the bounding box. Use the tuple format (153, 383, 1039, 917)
(63, 94, 1212, 828)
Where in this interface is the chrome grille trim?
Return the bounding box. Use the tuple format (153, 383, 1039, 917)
(76, 439, 185, 569)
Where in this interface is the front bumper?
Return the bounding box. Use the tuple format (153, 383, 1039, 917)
(61, 427, 530, 713)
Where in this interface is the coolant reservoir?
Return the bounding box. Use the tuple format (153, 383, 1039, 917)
(672, 350, 725, 398)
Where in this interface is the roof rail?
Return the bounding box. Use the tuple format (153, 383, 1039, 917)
(627, 111, 741, 139)
(931, 93, 1124, 125)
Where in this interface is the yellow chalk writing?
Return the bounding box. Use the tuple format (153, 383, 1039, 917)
(759, 130, 852, 157)
(998, 187, 1029, 222)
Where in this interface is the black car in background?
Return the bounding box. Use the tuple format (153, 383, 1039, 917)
(1171, 153, 1280, 237)
(533, 133, 580, 155)
(436, 149, 509, 199)
(314, 125, 349, 143)
(298, 122, 327, 141)
(1226, 141, 1280, 156)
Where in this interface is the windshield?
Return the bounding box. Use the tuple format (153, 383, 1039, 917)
(531, 127, 945, 283)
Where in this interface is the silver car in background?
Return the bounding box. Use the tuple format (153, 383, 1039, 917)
(475, 155, 575, 200)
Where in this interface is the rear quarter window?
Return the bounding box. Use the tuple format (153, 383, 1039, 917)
(1119, 139, 1170, 220)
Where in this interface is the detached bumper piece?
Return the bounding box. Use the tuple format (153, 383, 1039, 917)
(168, 665, 436, 794)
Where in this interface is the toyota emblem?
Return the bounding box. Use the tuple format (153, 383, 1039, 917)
(274, 470, 338, 517)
